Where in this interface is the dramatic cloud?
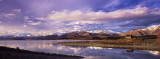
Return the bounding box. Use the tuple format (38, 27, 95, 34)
(1, 0, 160, 35)
(38, 5, 160, 25)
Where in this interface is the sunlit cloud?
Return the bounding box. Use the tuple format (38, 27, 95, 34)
(0, 0, 160, 35)
(0, 13, 16, 18)
(28, 21, 41, 26)
(11, 9, 21, 13)
(38, 5, 160, 25)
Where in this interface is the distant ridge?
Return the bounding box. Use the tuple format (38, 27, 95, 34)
(122, 25, 160, 36)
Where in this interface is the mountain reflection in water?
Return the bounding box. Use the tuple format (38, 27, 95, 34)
(0, 40, 159, 59)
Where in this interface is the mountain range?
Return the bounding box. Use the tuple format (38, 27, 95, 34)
(1, 25, 160, 37)
(0, 32, 33, 37)
(121, 25, 160, 36)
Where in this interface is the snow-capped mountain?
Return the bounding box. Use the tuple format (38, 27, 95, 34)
(122, 25, 160, 36)
(87, 30, 122, 34)
(0, 32, 33, 37)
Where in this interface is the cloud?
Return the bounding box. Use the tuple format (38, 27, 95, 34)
(28, 21, 41, 25)
(1, 13, 16, 18)
(31, 5, 160, 34)
(24, 16, 30, 20)
(0, 25, 25, 33)
(22, 25, 27, 28)
(66, 21, 96, 25)
(0, 24, 54, 36)
(36, 17, 45, 20)
(24, 16, 42, 26)
(1, 0, 160, 35)
(38, 5, 160, 26)
(103, 0, 120, 8)
(11, 9, 21, 13)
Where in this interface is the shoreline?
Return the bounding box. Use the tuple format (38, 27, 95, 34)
(57, 39, 160, 51)
(0, 46, 83, 59)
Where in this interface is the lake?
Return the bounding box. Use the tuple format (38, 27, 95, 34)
(0, 40, 159, 59)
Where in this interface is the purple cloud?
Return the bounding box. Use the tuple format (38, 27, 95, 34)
(0, 0, 160, 35)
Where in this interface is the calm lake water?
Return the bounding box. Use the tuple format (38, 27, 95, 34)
(0, 40, 159, 59)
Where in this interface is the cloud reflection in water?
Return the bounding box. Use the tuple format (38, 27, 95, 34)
(0, 40, 159, 59)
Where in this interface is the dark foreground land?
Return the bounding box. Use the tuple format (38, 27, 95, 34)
(58, 39, 160, 51)
(0, 46, 83, 59)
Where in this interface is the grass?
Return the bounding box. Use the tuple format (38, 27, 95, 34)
(57, 39, 160, 51)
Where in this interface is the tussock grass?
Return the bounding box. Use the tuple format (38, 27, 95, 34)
(57, 39, 160, 51)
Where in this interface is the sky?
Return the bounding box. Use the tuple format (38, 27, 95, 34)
(0, 0, 160, 35)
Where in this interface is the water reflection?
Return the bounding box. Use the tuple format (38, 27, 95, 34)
(143, 50, 160, 55)
(87, 47, 104, 49)
(0, 40, 159, 59)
